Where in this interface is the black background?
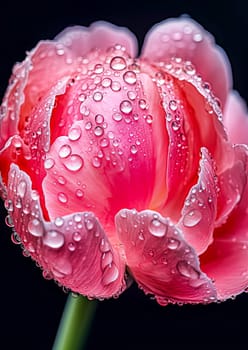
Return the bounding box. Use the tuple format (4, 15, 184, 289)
(0, 1, 248, 349)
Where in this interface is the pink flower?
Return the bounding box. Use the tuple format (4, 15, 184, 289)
(1, 16, 248, 306)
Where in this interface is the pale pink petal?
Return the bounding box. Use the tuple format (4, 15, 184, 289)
(116, 209, 217, 306)
(201, 145, 248, 299)
(6, 164, 126, 298)
(43, 56, 167, 231)
(55, 21, 138, 58)
(141, 16, 232, 106)
(223, 91, 248, 145)
(177, 148, 218, 254)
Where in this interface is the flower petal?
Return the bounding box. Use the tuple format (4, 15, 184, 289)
(223, 91, 248, 145)
(177, 148, 218, 255)
(43, 56, 167, 231)
(201, 145, 248, 299)
(6, 164, 126, 298)
(116, 209, 217, 305)
(55, 21, 138, 58)
(141, 16, 232, 106)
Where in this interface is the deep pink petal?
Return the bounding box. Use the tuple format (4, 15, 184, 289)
(55, 21, 138, 58)
(116, 209, 217, 306)
(6, 164, 126, 298)
(223, 91, 248, 145)
(43, 56, 167, 231)
(177, 148, 218, 254)
(141, 16, 232, 106)
(201, 145, 248, 299)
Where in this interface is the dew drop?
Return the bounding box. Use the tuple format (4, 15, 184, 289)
(28, 218, 43, 237)
(110, 56, 126, 71)
(63, 154, 84, 172)
(112, 112, 123, 122)
(94, 63, 104, 74)
(145, 115, 153, 124)
(58, 176, 66, 185)
(54, 217, 64, 227)
(59, 144, 72, 159)
(130, 145, 138, 155)
(102, 77, 112, 88)
(73, 231, 82, 242)
(92, 156, 101, 168)
(43, 230, 65, 249)
(171, 121, 180, 131)
(193, 33, 203, 42)
(5, 215, 14, 227)
(102, 264, 119, 285)
(57, 192, 68, 204)
(149, 218, 167, 237)
(68, 127, 82, 141)
(75, 189, 84, 198)
(85, 121, 92, 130)
(68, 242, 76, 252)
(94, 126, 104, 137)
(85, 218, 94, 230)
(177, 261, 200, 279)
(127, 90, 137, 100)
(123, 71, 137, 84)
(183, 210, 202, 227)
(93, 91, 103, 102)
(167, 237, 180, 250)
(44, 158, 55, 170)
(11, 232, 21, 245)
(120, 100, 132, 114)
(139, 99, 147, 110)
(111, 81, 121, 92)
(169, 100, 178, 111)
(17, 180, 27, 198)
(95, 114, 104, 124)
(100, 138, 109, 148)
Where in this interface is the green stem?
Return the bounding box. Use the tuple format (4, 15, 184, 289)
(52, 294, 97, 350)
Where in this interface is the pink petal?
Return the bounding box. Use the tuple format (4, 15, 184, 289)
(6, 164, 126, 298)
(157, 58, 232, 219)
(201, 145, 248, 299)
(42, 56, 167, 230)
(177, 148, 218, 255)
(141, 16, 232, 106)
(55, 21, 138, 58)
(116, 209, 217, 305)
(0, 59, 31, 150)
(223, 91, 248, 145)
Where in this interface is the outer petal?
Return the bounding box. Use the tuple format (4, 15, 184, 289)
(223, 91, 248, 145)
(56, 21, 138, 58)
(6, 164, 126, 298)
(141, 16, 232, 106)
(116, 209, 217, 306)
(177, 148, 218, 255)
(201, 145, 248, 299)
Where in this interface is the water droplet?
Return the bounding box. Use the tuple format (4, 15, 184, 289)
(145, 115, 153, 124)
(177, 261, 200, 279)
(112, 112, 123, 122)
(100, 238, 110, 252)
(11, 231, 21, 245)
(193, 33, 203, 42)
(73, 231, 82, 242)
(17, 180, 27, 198)
(94, 126, 104, 137)
(110, 56, 126, 71)
(68, 126, 82, 141)
(44, 158, 55, 170)
(149, 218, 167, 237)
(139, 99, 147, 110)
(102, 263, 119, 285)
(100, 138, 109, 148)
(4, 199, 13, 212)
(123, 71, 137, 84)
(68, 242, 76, 251)
(59, 144, 72, 159)
(171, 121, 180, 131)
(92, 156, 101, 168)
(28, 218, 43, 237)
(183, 210, 202, 227)
(42, 270, 53, 280)
(94, 63, 104, 74)
(111, 81, 121, 92)
(102, 77, 112, 88)
(63, 154, 84, 172)
(169, 100, 178, 111)
(167, 238, 180, 250)
(93, 91, 103, 102)
(101, 251, 113, 270)
(43, 230, 65, 249)
(57, 192, 68, 204)
(75, 189, 84, 198)
(31, 190, 39, 200)
(54, 217, 64, 227)
(5, 215, 14, 227)
(95, 114, 104, 124)
(85, 121, 92, 130)
(58, 176, 66, 185)
(85, 218, 94, 230)
(120, 100, 132, 114)
(183, 61, 196, 75)
(130, 145, 138, 155)
(127, 90, 137, 100)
